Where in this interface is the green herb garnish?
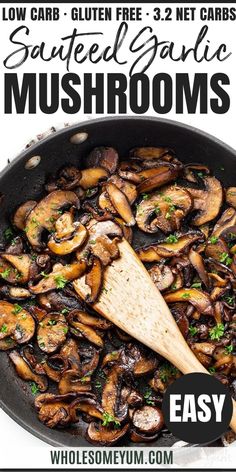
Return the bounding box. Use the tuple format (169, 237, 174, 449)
(4, 227, 14, 242)
(0, 324, 8, 333)
(30, 382, 39, 395)
(102, 412, 120, 428)
(189, 326, 199, 337)
(143, 387, 155, 406)
(166, 234, 179, 244)
(225, 344, 233, 354)
(209, 323, 225, 341)
(0, 268, 11, 279)
(181, 293, 190, 299)
(12, 304, 22, 315)
(219, 252, 232, 266)
(54, 275, 68, 289)
(208, 367, 216, 374)
(209, 236, 218, 245)
(191, 282, 202, 289)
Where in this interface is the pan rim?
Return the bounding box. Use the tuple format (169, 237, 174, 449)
(0, 115, 236, 448)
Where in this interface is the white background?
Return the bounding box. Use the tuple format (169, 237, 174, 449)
(0, 1, 236, 463)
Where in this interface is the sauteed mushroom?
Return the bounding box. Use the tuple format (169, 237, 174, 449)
(1, 142, 236, 447)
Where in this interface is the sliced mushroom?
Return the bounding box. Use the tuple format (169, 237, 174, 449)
(25, 190, 80, 248)
(9, 350, 47, 391)
(136, 186, 192, 234)
(13, 201, 37, 230)
(102, 365, 124, 418)
(189, 248, 209, 288)
(164, 288, 214, 316)
(37, 313, 68, 353)
(60, 338, 81, 372)
(45, 166, 81, 192)
(42, 355, 68, 382)
(186, 176, 223, 226)
(68, 313, 104, 348)
(212, 208, 236, 238)
(205, 238, 229, 262)
(8, 287, 31, 299)
(70, 396, 103, 422)
(30, 261, 87, 294)
(86, 147, 119, 174)
(132, 406, 164, 433)
(134, 353, 159, 376)
(137, 166, 180, 194)
(85, 257, 103, 302)
(58, 369, 92, 394)
(1, 254, 32, 284)
(0, 300, 35, 344)
(136, 246, 161, 263)
(130, 147, 171, 160)
(68, 310, 112, 330)
(48, 222, 88, 255)
(148, 265, 174, 292)
(86, 422, 129, 446)
(226, 188, 236, 209)
(35, 393, 75, 427)
(105, 183, 135, 226)
(130, 429, 160, 443)
(99, 175, 137, 214)
(79, 168, 108, 190)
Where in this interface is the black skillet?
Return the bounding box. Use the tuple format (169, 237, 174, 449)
(0, 116, 235, 447)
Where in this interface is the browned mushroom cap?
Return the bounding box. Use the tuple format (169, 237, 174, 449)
(60, 338, 81, 372)
(42, 355, 68, 382)
(183, 164, 210, 183)
(36, 393, 74, 428)
(68, 312, 104, 348)
(0, 300, 35, 344)
(134, 353, 159, 376)
(99, 176, 137, 214)
(85, 257, 103, 302)
(102, 365, 124, 418)
(37, 313, 68, 353)
(79, 168, 108, 189)
(0, 337, 17, 350)
(226, 188, 236, 209)
(13, 201, 37, 230)
(138, 233, 201, 262)
(68, 310, 112, 330)
(212, 208, 236, 238)
(136, 186, 192, 234)
(164, 288, 214, 316)
(148, 265, 175, 292)
(86, 147, 119, 174)
(8, 287, 31, 299)
(137, 166, 180, 194)
(0, 254, 33, 284)
(86, 422, 129, 446)
(118, 161, 142, 183)
(189, 248, 209, 288)
(58, 369, 92, 394)
(105, 183, 135, 226)
(25, 190, 80, 248)
(48, 222, 88, 255)
(130, 147, 171, 160)
(46, 166, 82, 192)
(115, 217, 133, 243)
(132, 406, 164, 434)
(205, 238, 229, 262)
(76, 219, 122, 266)
(0, 256, 21, 284)
(70, 396, 104, 422)
(186, 176, 223, 226)
(9, 350, 48, 391)
(30, 260, 87, 294)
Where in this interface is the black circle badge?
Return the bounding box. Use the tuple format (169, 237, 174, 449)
(162, 373, 232, 444)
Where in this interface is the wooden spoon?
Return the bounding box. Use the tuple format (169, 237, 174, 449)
(73, 239, 236, 433)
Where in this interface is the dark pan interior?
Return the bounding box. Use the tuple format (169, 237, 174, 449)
(0, 116, 236, 447)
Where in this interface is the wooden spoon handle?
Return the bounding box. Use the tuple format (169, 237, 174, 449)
(73, 239, 236, 432)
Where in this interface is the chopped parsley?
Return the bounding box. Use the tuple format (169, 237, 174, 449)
(62, 327, 69, 334)
(4, 227, 14, 242)
(163, 196, 172, 203)
(181, 292, 191, 299)
(89, 240, 96, 245)
(102, 412, 120, 428)
(141, 193, 150, 200)
(12, 304, 22, 315)
(166, 234, 179, 244)
(54, 275, 68, 289)
(219, 252, 232, 266)
(61, 308, 69, 315)
(154, 205, 160, 215)
(0, 268, 11, 279)
(30, 382, 39, 395)
(95, 380, 102, 390)
(143, 387, 155, 406)
(209, 323, 225, 341)
(225, 344, 234, 354)
(191, 282, 202, 289)
(48, 319, 57, 326)
(159, 362, 178, 383)
(165, 205, 176, 220)
(223, 295, 235, 306)
(189, 326, 198, 337)
(209, 236, 218, 245)
(208, 367, 216, 374)
(40, 271, 49, 278)
(0, 324, 8, 333)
